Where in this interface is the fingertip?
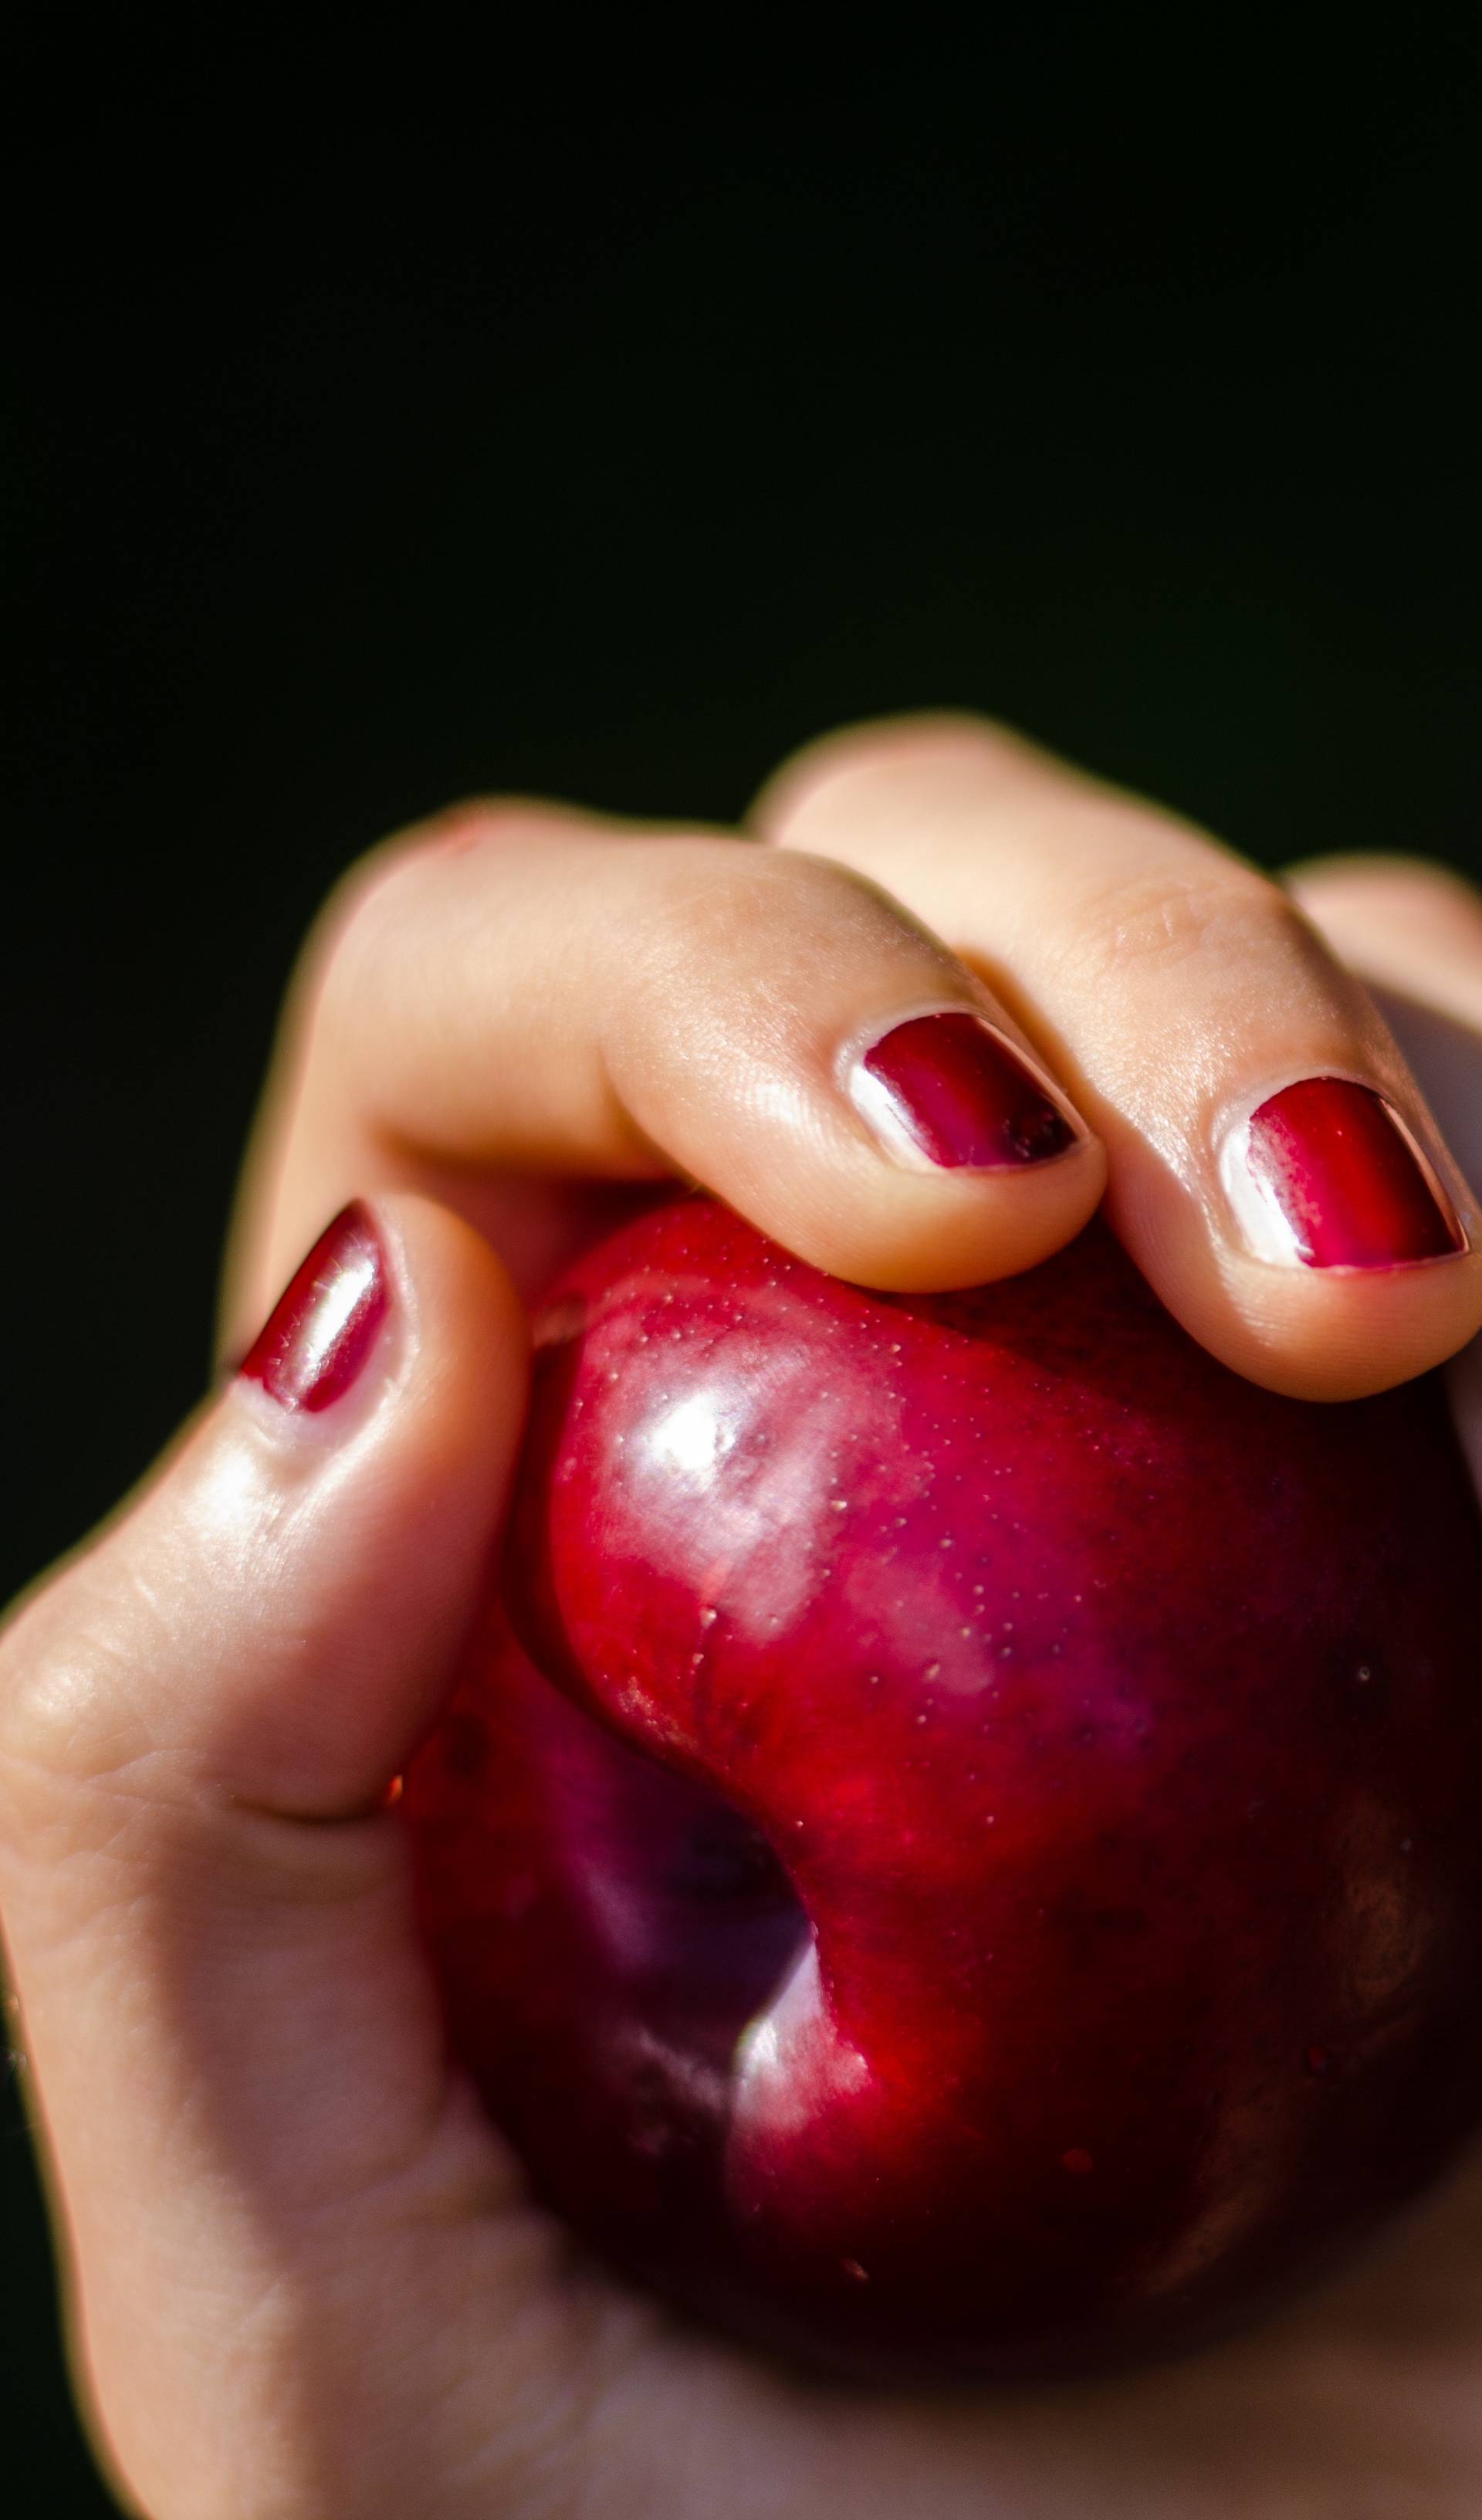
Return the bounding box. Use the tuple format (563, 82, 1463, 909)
(1119, 1174, 1482, 1403)
(377, 1191, 530, 1469)
(221, 1189, 529, 1812)
(749, 1125, 1108, 1295)
(7, 1194, 531, 1827)
(1214, 1248, 1482, 1402)
(584, 840, 1107, 1301)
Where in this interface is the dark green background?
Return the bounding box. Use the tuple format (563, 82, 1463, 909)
(5, 25, 1482, 2509)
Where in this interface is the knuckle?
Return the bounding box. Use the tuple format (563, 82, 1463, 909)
(630, 838, 935, 1011)
(623, 842, 766, 987)
(1069, 844, 1308, 991)
(662, 836, 915, 950)
(305, 797, 560, 1036)
(763, 709, 1026, 832)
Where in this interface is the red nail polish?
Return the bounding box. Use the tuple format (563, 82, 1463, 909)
(239, 1204, 390, 1411)
(1228, 1079, 1465, 1268)
(851, 1011, 1079, 1170)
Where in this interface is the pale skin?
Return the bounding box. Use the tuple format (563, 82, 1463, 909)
(8, 716, 1482, 2517)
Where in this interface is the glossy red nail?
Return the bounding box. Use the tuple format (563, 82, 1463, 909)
(239, 1204, 390, 1411)
(851, 1011, 1079, 1170)
(1228, 1078, 1465, 1268)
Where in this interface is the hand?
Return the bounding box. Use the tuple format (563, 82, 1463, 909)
(7, 716, 1482, 2519)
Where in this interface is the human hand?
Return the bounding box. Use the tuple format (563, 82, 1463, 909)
(7, 717, 1482, 2518)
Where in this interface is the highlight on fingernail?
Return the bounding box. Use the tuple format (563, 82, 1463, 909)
(1220, 1075, 1467, 1270)
(239, 1203, 390, 1411)
(846, 1008, 1084, 1173)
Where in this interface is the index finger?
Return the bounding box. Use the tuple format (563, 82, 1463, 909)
(223, 802, 1102, 1357)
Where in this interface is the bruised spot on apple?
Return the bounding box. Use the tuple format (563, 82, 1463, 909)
(404, 1194, 1482, 2382)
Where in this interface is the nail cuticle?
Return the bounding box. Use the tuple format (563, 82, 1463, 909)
(1218, 1074, 1466, 1272)
(844, 1004, 1084, 1174)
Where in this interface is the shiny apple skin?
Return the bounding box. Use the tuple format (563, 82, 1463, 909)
(404, 1194, 1482, 2382)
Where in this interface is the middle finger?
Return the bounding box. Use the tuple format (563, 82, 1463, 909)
(754, 714, 1482, 1399)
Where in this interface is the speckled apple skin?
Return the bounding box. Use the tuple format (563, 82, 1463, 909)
(404, 1194, 1482, 2381)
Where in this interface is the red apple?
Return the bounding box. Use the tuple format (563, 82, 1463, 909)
(404, 1193, 1482, 2380)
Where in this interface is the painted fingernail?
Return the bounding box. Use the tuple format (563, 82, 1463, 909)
(239, 1204, 390, 1411)
(1222, 1078, 1466, 1268)
(848, 1009, 1081, 1171)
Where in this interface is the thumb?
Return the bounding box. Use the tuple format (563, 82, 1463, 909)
(0, 1194, 527, 2518)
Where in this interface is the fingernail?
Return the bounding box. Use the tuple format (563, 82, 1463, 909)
(1221, 1078, 1467, 1268)
(239, 1204, 390, 1411)
(848, 1009, 1081, 1170)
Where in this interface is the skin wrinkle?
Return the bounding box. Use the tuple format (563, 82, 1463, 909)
(1069, 861, 1298, 984)
(1047, 885, 1376, 1101)
(328, 2215, 637, 2520)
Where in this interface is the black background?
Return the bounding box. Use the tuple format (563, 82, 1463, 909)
(5, 24, 1482, 2508)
